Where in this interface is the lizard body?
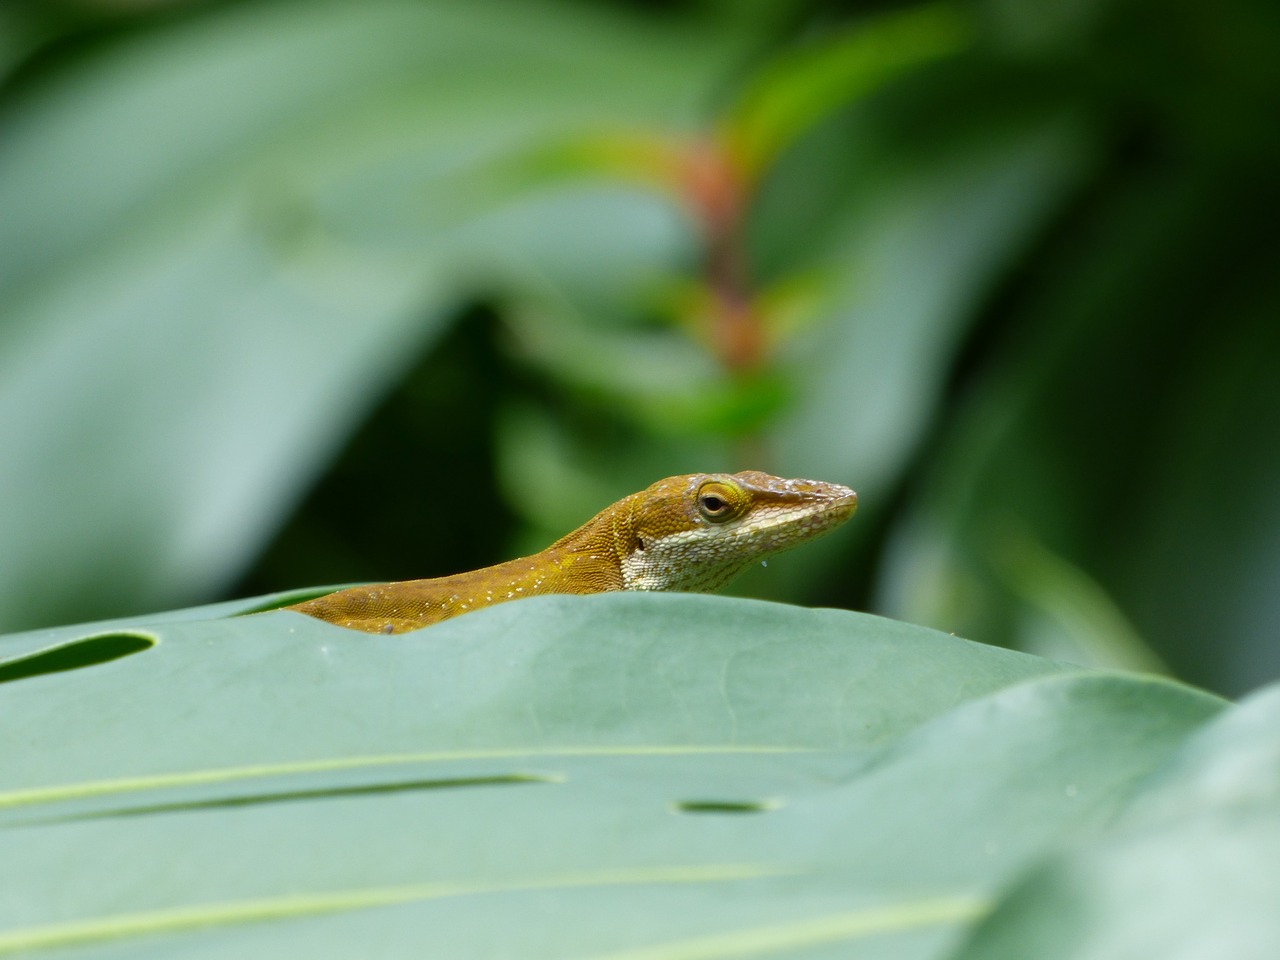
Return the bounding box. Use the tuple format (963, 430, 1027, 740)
(286, 470, 856, 634)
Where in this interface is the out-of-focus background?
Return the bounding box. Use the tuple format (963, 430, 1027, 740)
(1, 0, 1277, 696)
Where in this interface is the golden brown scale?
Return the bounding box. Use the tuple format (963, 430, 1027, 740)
(286, 470, 857, 634)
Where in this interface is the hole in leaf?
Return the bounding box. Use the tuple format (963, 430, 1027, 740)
(673, 798, 782, 815)
(0, 633, 155, 684)
(28, 773, 557, 824)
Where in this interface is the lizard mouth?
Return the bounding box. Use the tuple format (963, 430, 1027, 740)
(728, 489, 857, 550)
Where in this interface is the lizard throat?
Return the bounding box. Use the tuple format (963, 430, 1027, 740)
(619, 501, 853, 593)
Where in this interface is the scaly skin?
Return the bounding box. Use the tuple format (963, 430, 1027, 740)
(286, 470, 857, 634)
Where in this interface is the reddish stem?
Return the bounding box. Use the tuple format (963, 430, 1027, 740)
(679, 140, 765, 373)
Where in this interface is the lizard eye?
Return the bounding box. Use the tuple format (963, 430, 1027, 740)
(696, 481, 742, 523)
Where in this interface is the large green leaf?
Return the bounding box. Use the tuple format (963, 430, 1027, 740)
(0, 595, 1225, 957)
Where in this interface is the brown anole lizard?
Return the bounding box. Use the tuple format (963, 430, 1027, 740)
(286, 471, 856, 633)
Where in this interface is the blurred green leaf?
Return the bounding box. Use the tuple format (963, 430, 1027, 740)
(725, 3, 973, 177)
(0, 0, 751, 631)
(876, 154, 1280, 694)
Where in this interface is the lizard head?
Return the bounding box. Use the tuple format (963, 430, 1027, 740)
(616, 471, 857, 593)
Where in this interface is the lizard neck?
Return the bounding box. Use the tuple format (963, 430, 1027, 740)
(289, 508, 629, 633)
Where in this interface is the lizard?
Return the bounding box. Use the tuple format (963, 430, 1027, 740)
(285, 470, 857, 634)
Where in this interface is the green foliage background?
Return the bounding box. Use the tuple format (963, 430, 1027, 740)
(2, 0, 1278, 696)
(3, 2, 1280, 951)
